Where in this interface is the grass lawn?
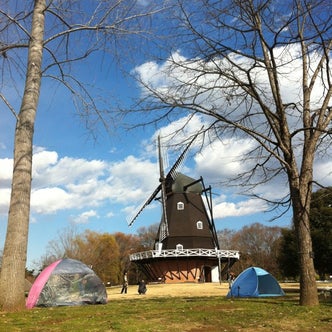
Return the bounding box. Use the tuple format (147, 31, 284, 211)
(0, 285, 331, 331)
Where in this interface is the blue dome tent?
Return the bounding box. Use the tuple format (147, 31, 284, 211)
(227, 267, 285, 298)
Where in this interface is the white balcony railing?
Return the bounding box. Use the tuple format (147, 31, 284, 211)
(130, 248, 240, 261)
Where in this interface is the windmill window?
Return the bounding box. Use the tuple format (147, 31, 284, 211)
(176, 244, 183, 251)
(177, 202, 184, 210)
(196, 221, 203, 230)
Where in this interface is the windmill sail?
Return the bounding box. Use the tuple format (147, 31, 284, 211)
(166, 132, 200, 181)
(158, 135, 169, 241)
(127, 131, 200, 227)
(127, 184, 161, 226)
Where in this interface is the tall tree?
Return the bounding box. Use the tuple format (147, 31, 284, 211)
(0, 0, 46, 312)
(278, 187, 332, 279)
(130, 0, 332, 305)
(0, 0, 162, 311)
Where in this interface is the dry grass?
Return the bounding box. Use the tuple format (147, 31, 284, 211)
(107, 282, 230, 300)
(107, 281, 332, 302)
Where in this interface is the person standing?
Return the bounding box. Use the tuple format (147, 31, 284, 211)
(138, 279, 147, 295)
(121, 272, 128, 294)
(228, 272, 235, 289)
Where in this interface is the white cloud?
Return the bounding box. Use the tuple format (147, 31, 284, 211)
(107, 155, 159, 203)
(106, 211, 114, 218)
(31, 187, 73, 214)
(314, 160, 332, 187)
(135, 44, 330, 117)
(33, 148, 58, 167)
(213, 197, 268, 219)
(156, 115, 205, 146)
(72, 210, 98, 224)
(0, 148, 160, 220)
(33, 154, 106, 188)
(0, 188, 11, 214)
(0, 158, 13, 184)
(195, 137, 254, 180)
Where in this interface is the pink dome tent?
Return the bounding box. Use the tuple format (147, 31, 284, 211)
(26, 258, 107, 308)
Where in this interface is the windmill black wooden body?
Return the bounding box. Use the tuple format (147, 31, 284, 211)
(156, 173, 218, 251)
(129, 134, 239, 283)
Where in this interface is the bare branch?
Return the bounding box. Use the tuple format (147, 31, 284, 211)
(0, 93, 18, 120)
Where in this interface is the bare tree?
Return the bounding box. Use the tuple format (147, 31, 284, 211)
(136, 223, 159, 249)
(231, 223, 283, 278)
(129, 0, 332, 305)
(37, 225, 81, 270)
(217, 229, 236, 249)
(0, 0, 163, 311)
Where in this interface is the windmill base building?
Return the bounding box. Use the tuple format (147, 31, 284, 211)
(130, 248, 239, 283)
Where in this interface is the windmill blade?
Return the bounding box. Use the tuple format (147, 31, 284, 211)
(127, 129, 202, 227)
(128, 135, 166, 227)
(158, 178, 169, 242)
(158, 135, 165, 181)
(158, 135, 169, 241)
(127, 183, 162, 226)
(166, 130, 201, 180)
(201, 180, 220, 250)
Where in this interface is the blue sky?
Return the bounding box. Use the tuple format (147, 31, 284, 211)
(1, 3, 332, 270)
(0, 74, 294, 270)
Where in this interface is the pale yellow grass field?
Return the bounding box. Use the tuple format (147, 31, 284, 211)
(107, 282, 229, 300)
(106, 281, 307, 301)
(107, 281, 332, 301)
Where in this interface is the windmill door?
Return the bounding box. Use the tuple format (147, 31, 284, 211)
(201, 266, 212, 282)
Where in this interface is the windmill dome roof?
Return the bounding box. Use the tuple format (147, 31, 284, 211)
(172, 173, 202, 193)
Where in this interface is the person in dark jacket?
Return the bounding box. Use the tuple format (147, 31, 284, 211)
(138, 279, 147, 295)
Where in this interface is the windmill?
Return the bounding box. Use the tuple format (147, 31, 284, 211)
(128, 133, 239, 283)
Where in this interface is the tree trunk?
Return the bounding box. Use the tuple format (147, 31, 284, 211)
(0, 0, 45, 311)
(290, 179, 319, 306)
(293, 203, 319, 305)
